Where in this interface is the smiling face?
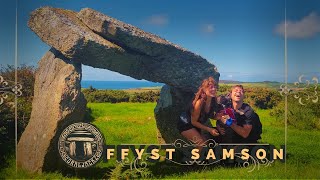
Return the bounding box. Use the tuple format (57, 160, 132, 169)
(231, 85, 244, 103)
(193, 77, 218, 106)
(205, 83, 217, 97)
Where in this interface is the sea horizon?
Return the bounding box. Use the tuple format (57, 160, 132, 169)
(81, 80, 164, 90)
(81, 80, 285, 90)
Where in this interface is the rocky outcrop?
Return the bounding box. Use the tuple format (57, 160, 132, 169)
(28, 7, 219, 92)
(17, 48, 86, 173)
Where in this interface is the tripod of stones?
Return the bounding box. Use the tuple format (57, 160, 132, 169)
(17, 7, 220, 173)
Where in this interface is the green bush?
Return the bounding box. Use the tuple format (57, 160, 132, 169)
(218, 86, 283, 109)
(83, 89, 130, 103)
(129, 91, 160, 103)
(83, 89, 160, 103)
(270, 88, 320, 130)
(0, 64, 35, 136)
(245, 87, 283, 109)
(217, 84, 231, 95)
(0, 65, 35, 167)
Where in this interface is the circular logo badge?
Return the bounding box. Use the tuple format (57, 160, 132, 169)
(58, 123, 104, 168)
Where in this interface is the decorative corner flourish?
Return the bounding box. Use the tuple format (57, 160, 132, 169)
(0, 75, 23, 105)
(293, 75, 318, 105)
(279, 75, 319, 105)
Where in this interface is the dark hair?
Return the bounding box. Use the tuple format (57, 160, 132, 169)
(230, 84, 245, 93)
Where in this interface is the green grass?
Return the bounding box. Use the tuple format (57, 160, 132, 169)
(87, 102, 158, 170)
(0, 155, 74, 179)
(88, 102, 158, 145)
(2, 102, 320, 179)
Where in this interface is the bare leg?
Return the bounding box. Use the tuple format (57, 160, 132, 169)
(181, 128, 207, 151)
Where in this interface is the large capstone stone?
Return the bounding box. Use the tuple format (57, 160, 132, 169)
(77, 8, 219, 92)
(17, 48, 86, 173)
(28, 7, 219, 92)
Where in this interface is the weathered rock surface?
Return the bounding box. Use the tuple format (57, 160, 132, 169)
(17, 48, 86, 173)
(154, 85, 191, 143)
(28, 7, 149, 82)
(28, 7, 219, 92)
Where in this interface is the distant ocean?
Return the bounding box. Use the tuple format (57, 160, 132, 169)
(81, 81, 164, 90)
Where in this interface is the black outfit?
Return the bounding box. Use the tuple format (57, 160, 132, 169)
(216, 103, 262, 143)
(234, 110, 262, 143)
(177, 99, 219, 134)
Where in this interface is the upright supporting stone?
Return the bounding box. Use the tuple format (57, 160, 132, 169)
(154, 85, 195, 143)
(17, 48, 87, 173)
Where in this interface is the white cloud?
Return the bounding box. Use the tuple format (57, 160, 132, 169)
(275, 12, 320, 39)
(202, 24, 214, 33)
(145, 14, 168, 26)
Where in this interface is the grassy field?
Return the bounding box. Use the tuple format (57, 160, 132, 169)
(2, 102, 320, 179)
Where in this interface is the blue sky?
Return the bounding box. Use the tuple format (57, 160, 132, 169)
(1, 0, 320, 83)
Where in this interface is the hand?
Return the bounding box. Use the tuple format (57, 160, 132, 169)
(207, 128, 219, 136)
(220, 115, 230, 125)
(216, 125, 225, 135)
(215, 111, 224, 120)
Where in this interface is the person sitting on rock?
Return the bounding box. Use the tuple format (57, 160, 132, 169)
(217, 85, 262, 143)
(177, 77, 220, 150)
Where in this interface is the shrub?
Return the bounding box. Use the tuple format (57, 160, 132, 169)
(83, 89, 130, 103)
(218, 86, 283, 109)
(217, 84, 231, 95)
(0, 64, 35, 166)
(83, 89, 160, 103)
(270, 88, 320, 130)
(244, 87, 283, 109)
(129, 91, 160, 103)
